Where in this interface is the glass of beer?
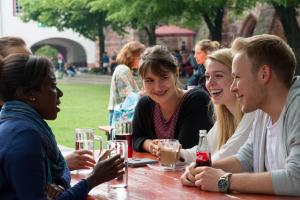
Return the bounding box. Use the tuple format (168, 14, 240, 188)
(158, 139, 180, 168)
(75, 128, 95, 174)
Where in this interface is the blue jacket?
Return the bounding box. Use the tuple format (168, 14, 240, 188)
(0, 118, 88, 199)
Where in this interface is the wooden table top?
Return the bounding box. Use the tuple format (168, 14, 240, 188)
(71, 152, 298, 200)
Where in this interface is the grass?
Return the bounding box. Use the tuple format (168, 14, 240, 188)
(47, 83, 110, 148)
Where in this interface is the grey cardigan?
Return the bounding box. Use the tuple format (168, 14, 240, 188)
(234, 76, 300, 196)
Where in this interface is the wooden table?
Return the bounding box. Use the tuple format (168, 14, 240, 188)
(72, 152, 298, 200)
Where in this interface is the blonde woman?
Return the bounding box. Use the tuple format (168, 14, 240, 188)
(180, 48, 255, 163)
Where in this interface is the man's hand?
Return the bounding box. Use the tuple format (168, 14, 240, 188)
(181, 163, 196, 186)
(194, 167, 226, 192)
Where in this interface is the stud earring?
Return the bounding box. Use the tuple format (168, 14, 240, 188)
(30, 96, 36, 101)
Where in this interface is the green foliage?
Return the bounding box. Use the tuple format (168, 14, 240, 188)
(47, 83, 110, 147)
(20, 0, 107, 40)
(91, 0, 184, 44)
(34, 45, 58, 60)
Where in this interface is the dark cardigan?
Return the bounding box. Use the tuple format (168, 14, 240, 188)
(132, 88, 213, 151)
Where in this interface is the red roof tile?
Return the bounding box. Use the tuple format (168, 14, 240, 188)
(155, 25, 196, 37)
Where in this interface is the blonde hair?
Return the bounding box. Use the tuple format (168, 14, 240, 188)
(116, 41, 145, 69)
(195, 39, 220, 53)
(207, 48, 243, 149)
(0, 36, 27, 60)
(231, 34, 296, 87)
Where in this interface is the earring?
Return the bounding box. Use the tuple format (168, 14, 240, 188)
(30, 96, 36, 101)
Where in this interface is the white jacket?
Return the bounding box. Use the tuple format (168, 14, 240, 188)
(180, 112, 255, 163)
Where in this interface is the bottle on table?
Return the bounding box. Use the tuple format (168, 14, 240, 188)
(195, 130, 211, 167)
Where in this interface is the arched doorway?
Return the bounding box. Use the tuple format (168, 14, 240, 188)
(31, 37, 87, 67)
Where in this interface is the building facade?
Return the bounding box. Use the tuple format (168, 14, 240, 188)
(0, 0, 96, 67)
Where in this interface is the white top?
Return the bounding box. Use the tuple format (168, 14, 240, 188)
(180, 112, 255, 163)
(265, 109, 285, 171)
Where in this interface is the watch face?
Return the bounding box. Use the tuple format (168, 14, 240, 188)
(218, 178, 228, 193)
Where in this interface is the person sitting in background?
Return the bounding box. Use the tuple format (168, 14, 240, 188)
(133, 45, 213, 156)
(180, 48, 255, 164)
(108, 41, 145, 126)
(0, 36, 96, 171)
(181, 34, 300, 196)
(186, 39, 220, 89)
(65, 64, 76, 77)
(0, 54, 124, 199)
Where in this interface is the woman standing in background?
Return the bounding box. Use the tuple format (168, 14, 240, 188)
(108, 41, 145, 125)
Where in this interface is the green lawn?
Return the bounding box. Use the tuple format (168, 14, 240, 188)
(47, 83, 110, 148)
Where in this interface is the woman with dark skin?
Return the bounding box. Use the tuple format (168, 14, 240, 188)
(0, 36, 96, 171)
(0, 54, 124, 199)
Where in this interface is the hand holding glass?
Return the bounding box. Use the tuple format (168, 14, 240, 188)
(158, 139, 180, 168)
(107, 140, 128, 188)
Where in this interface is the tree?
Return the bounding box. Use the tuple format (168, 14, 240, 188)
(20, 0, 120, 62)
(270, 0, 300, 75)
(92, 0, 184, 45)
(180, 0, 255, 43)
(180, 0, 228, 42)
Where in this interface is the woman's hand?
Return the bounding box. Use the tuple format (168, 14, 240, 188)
(145, 139, 161, 157)
(64, 150, 96, 171)
(86, 153, 125, 190)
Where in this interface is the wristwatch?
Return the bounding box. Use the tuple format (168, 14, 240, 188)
(218, 173, 232, 193)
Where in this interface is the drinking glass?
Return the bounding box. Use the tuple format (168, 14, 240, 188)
(107, 140, 128, 188)
(75, 128, 94, 153)
(113, 121, 133, 158)
(158, 139, 180, 168)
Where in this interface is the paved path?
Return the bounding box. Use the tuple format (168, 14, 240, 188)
(57, 73, 112, 85)
(57, 72, 189, 86)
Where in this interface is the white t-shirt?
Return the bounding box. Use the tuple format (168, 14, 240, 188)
(265, 109, 285, 171)
(180, 112, 255, 163)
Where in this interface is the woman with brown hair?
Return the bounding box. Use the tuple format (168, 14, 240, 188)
(133, 45, 213, 155)
(108, 41, 145, 125)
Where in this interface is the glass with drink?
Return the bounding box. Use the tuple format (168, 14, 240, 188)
(159, 139, 180, 169)
(75, 128, 94, 153)
(75, 128, 94, 174)
(114, 121, 133, 158)
(107, 140, 128, 188)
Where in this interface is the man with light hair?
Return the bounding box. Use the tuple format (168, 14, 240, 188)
(181, 34, 300, 196)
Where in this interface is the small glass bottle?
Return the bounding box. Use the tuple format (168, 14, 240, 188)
(195, 130, 211, 167)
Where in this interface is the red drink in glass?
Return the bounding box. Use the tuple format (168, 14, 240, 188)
(115, 133, 133, 158)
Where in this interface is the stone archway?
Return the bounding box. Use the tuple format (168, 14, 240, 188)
(30, 37, 87, 66)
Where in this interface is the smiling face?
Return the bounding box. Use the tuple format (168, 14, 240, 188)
(231, 52, 265, 113)
(205, 59, 235, 107)
(31, 69, 63, 120)
(142, 68, 178, 105)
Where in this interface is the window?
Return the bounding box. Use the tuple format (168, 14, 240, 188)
(13, 0, 22, 16)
